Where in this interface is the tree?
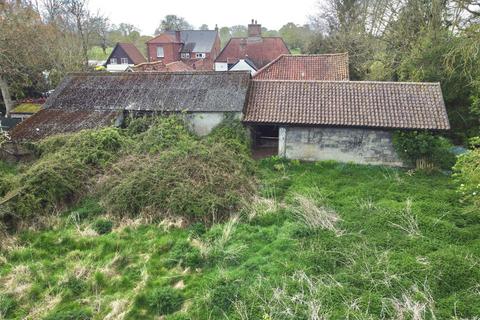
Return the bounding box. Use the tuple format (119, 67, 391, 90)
(230, 25, 247, 37)
(219, 26, 231, 47)
(154, 15, 192, 34)
(279, 23, 312, 52)
(0, 2, 52, 116)
(199, 24, 209, 30)
(89, 15, 110, 54)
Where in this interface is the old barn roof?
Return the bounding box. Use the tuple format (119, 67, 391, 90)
(10, 109, 120, 141)
(147, 30, 218, 53)
(244, 80, 450, 130)
(44, 71, 250, 112)
(11, 71, 251, 141)
(216, 37, 290, 69)
(253, 53, 350, 81)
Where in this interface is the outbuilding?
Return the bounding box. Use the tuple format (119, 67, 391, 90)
(244, 80, 450, 166)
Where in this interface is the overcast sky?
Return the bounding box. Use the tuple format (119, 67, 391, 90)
(88, 0, 319, 36)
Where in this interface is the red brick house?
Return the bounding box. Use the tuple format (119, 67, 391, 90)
(215, 20, 290, 74)
(146, 30, 221, 71)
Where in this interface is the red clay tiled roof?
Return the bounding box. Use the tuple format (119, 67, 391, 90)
(244, 80, 450, 130)
(118, 43, 147, 64)
(146, 33, 180, 44)
(216, 37, 290, 69)
(10, 109, 119, 142)
(253, 53, 349, 80)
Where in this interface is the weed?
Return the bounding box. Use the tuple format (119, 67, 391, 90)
(92, 219, 113, 235)
(142, 287, 184, 315)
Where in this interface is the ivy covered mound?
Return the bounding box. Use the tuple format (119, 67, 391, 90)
(0, 116, 256, 227)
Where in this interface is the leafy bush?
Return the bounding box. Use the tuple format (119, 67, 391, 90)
(453, 147, 480, 206)
(6, 154, 89, 218)
(143, 287, 184, 315)
(134, 116, 195, 154)
(92, 219, 113, 235)
(36, 127, 126, 166)
(392, 130, 456, 169)
(206, 118, 251, 155)
(100, 122, 254, 221)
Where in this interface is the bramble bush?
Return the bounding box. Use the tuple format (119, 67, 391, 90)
(392, 130, 456, 169)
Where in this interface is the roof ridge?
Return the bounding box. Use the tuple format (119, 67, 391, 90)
(68, 71, 251, 76)
(283, 53, 348, 57)
(252, 79, 440, 86)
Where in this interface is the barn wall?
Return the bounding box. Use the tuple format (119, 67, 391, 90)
(184, 112, 242, 136)
(280, 126, 404, 167)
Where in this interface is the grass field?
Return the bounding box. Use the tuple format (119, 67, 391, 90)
(1, 158, 479, 319)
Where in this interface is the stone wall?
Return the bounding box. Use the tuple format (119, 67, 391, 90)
(280, 126, 404, 167)
(184, 112, 242, 136)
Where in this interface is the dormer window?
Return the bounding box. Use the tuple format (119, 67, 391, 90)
(195, 53, 206, 59)
(157, 47, 164, 58)
(110, 58, 117, 64)
(181, 53, 190, 59)
(121, 58, 128, 64)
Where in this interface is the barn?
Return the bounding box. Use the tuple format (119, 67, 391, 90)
(10, 71, 250, 141)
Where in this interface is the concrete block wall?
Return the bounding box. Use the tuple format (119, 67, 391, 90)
(184, 112, 242, 136)
(280, 126, 404, 167)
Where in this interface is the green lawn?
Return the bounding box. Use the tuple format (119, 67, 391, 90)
(1, 159, 479, 319)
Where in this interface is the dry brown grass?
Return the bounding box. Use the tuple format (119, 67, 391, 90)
(291, 193, 343, 236)
(390, 198, 421, 237)
(1, 264, 32, 299)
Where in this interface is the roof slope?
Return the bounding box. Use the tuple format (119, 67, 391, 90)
(43, 71, 251, 112)
(115, 43, 147, 64)
(253, 53, 349, 80)
(244, 80, 450, 130)
(216, 37, 290, 69)
(147, 30, 218, 53)
(10, 109, 119, 141)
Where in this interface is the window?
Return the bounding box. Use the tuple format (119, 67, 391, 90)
(121, 58, 128, 64)
(181, 53, 190, 59)
(156, 46, 164, 58)
(110, 58, 117, 64)
(195, 53, 206, 59)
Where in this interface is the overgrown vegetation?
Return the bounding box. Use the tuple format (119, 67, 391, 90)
(392, 130, 456, 170)
(453, 137, 480, 207)
(0, 116, 255, 228)
(1, 159, 478, 319)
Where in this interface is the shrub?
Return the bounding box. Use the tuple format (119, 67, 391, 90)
(206, 118, 251, 156)
(392, 130, 456, 169)
(36, 127, 126, 167)
(100, 141, 256, 221)
(144, 287, 184, 315)
(92, 219, 113, 235)
(134, 116, 195, 154)
(6, 154, 89, 218)
(453, 147, 480, 206)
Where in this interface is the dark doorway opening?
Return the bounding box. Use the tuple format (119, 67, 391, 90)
(252, 125, 279, 159)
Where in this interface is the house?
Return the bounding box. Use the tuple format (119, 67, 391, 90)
(244, 80, 449, 166)
(129, 60, 193, 72)
(105, 43, 147, 72)
(253, 53, 350, 80)
(215, 20, 290, 74)
(10, 71, 250, 141)
(146, 30, 221, 71)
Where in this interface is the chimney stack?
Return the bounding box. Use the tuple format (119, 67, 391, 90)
(248, 19, 261, 38)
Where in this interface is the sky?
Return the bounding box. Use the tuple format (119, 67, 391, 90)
(88, 0, 319, 36)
